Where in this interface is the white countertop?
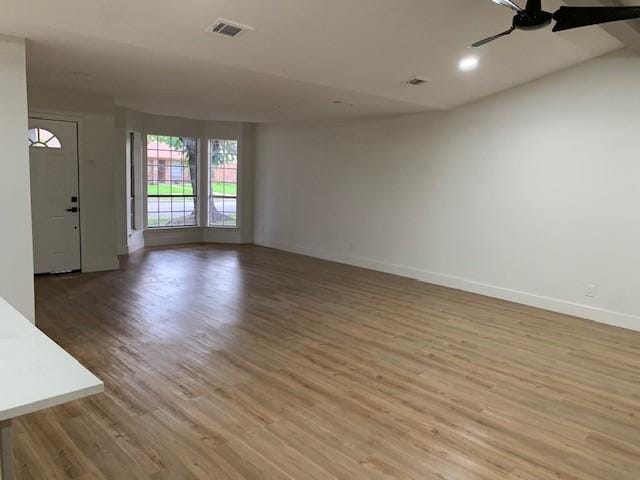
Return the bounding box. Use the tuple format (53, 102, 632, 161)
(0, 297, 103, 421)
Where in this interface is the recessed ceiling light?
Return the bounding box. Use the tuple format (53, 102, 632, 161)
(458, 56, 479, 72)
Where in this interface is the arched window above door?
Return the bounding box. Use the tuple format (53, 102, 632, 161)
(28, 128, 62, 149)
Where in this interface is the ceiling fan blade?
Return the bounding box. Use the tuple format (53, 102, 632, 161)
(468, 27, 515, 48)
(553, 6, 640, 32)
(492, 0, 524, 13)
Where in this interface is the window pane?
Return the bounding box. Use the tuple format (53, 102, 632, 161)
(171, 196, 197, 226)
(147, 134, 198, 228)
(147, 213, 159, 228)
(171, 183, 185, 196)
(225, 154, 238, 168)
(157, 213, 172, 228)
(185, 208, 197, 226)
(39, 129, 53, 143)
(208, 139, 238, 227)
(158, 197, 172, 212)
(210, 196, 224, 226)
(211, 181, 223, 196)
(147, 197, 159, 227)
(224, 198, 237, 227)
(171, 197, 186, 211)
(47, 136, 62, 148)
(226, 140, 238, 155)
(27, 128, 62, 149)
(157, 196, 172, 228)
(171, 213, 186, 227)
(147, 163, 158, 183)
(224, 182, 237, 196)
(157, 161, 167, 184)
(223, 169, 237, 183)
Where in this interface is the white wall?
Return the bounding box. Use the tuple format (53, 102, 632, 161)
(28, 87, 120, 272)
(254, 51, 640, 331)
(0, 36, 34, 321)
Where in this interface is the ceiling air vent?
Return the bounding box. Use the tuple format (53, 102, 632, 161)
(403, 76, 430, 86)
(205, 18, 254, 38)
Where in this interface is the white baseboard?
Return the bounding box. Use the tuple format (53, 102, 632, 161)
(82, 257, 120, 273)
(127, 231, 145, 253)
(255, 238, 640, 333)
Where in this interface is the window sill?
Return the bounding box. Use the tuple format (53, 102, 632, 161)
(144, 226, 201, 232)
(143, 226, 240, 232)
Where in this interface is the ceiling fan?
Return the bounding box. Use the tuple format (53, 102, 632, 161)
(470, 0, 640, 47)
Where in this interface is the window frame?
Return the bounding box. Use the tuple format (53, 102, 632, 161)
(129, 132, 136, 230)
(28, 128, 62, 149)
(144, 134, 200, 230)
(208, 138, 239, 229)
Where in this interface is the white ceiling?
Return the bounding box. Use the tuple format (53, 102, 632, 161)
(0, 0, 628, 122)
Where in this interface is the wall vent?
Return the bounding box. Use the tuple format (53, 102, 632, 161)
(205, 18, 254, 38)
(403, 76, 430, 86)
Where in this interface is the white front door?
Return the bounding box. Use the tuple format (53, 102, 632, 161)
(28, 118, 81, 274)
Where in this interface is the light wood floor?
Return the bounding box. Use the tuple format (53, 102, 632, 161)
(16, 245, 640, 479)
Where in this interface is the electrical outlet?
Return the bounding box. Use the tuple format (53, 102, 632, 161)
(585, 284, 597, 298)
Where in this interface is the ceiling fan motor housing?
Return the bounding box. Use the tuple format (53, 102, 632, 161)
(514, 10, 553, 30)
(473, 0, 640, 48)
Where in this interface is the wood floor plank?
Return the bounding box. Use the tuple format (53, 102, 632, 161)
(13, 244, 640, 479)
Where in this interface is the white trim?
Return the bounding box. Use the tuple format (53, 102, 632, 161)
(255, 239, 640, 333)
(142, 134, 149, 228)
(127, 230, 145, 254)
(82, 257, 119, 273)
(199, 137, 208, 228)
(203, 227, 244, 244)
(131, 132, 145, 232)
(141, 226, 247, 247)
(143, 227, 203, 247)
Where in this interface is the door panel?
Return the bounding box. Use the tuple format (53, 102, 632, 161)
(28, 119, 81, 274)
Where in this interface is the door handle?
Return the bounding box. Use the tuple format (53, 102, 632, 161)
(66, 207, 79, 213)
